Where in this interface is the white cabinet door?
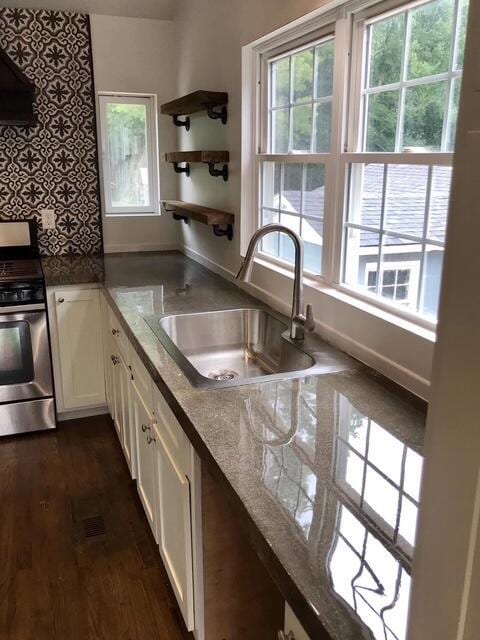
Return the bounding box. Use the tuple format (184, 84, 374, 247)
(154, 413, 195, 631)
(118, 354, 134, 475)
(101, 294, 114, 415)
(54, 289, 106, 409)
(133, 384, 157, 538)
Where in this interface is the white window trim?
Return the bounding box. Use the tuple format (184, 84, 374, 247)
(242, 0, 461, 333)
(364, 259, 420, 306)
(98, 92, 160, 216)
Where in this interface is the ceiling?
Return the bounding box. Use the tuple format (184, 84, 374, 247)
(0, 0, 176, 19)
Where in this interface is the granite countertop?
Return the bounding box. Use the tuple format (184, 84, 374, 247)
(44, 251, 426, 640)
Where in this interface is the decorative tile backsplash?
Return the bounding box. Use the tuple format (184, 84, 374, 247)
(0, 8, 102, 255)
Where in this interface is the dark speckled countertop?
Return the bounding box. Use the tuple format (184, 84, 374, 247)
(43, 252, 426, 640)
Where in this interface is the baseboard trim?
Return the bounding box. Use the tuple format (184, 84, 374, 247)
(180, 243, 430, 399)
(57, 404, 109, 422)
(103, 242, 180, 254)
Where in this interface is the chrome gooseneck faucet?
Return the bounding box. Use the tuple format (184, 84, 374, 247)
(236, 224, 315, 340)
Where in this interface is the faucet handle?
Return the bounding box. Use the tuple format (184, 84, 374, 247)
(304, 304, 315, 332)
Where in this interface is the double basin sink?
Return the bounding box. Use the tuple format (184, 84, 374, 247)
(145, 307, 357, 389)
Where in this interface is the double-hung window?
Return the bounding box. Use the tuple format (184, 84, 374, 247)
(99, 94, 159, 215)
(246, 0, 469, 325)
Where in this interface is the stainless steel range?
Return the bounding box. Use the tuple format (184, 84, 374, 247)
(0, 221, 55, 436)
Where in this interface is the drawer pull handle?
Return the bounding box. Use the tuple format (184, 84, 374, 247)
(112, 328, 119, 335)
(141, 424, 150, 432)
(147, 435, 156, 445)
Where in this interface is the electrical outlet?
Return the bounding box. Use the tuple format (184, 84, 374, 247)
(40, 208, 56, 230)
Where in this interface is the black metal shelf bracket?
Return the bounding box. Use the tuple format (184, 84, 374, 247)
(207, 105, 228, 124)
(173, 212, 189, 224)
(208, 162, 228, 181)
(173, 162, 190, 177)
(213, 224, 233, 241)
(173, 115, 190, 130)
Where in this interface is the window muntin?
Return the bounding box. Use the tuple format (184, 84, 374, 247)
(99, 95, 159, 215)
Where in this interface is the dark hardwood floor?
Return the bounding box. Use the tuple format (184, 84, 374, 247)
(0, 414, 192, 640)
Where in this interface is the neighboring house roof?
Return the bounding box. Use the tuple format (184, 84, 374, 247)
(281, 164, 451, 248)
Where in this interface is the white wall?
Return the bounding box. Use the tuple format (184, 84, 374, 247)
(407, 1, 480, 637)
(90, 14, 180, 252)
(173, 0, 434, 398)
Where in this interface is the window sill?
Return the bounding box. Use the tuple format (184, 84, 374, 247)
(254, 256, 436, 343)
(104, 212, 160, 218)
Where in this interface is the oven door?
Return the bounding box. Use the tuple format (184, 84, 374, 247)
(0, 305, 53, 404)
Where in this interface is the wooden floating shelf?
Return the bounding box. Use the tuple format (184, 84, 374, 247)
(161, 91, 228, 128)
(162, 200, 234, 241)
(161, 151, 229, 181)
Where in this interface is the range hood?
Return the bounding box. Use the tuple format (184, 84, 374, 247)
(0, 46, 37, 125)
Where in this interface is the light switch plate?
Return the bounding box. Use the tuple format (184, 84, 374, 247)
(40, 208, 56, 230)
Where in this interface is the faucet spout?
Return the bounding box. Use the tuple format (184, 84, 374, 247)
(236, 224, 315, 340)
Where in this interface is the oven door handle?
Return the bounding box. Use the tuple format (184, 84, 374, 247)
(0, 303, 46, 314)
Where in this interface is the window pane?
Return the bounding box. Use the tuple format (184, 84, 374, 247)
(384, 165, 428, 237)
(428, 166, 452, 242)
(272, 57, 290, 107)
(407, 0, 453, 80)
(349, 163, 385, 228)
(291, 104, 312, 152)
(315, 40, 334, 98)
(303, 164, 325, 218)
(279, 213, 301, 263)
(368, 13, 405, 88)
(303, 218, 323, 274)
(344, 229, 381, 294)
(447, 77, 461, 151)
(282, 164, 302, 213)
(455, 0, 469, 69)
(106, 102, 149, 207)
(419, 245, 444, 318)
(272, 108, 289, 153)
(292, 49, 314, 103)
(261, 208, 279, 255)
(314, 101, 332, 152)
(365, 90, 399, 152)
(262, 161, 281, 210)
(403, 81, 447, 151)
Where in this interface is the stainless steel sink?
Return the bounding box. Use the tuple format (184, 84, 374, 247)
(145, 307, 357, 388)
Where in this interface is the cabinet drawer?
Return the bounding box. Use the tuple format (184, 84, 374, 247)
(108, 306, 129, 363)
(130, 346, 153, 413)
(153, 386, 190, 475)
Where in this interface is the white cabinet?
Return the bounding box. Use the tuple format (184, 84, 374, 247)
(284, 604, 311, 640)
(133, 383, 157, 538)
(153, 387, 195, 631)
(50, 287, 106, 411)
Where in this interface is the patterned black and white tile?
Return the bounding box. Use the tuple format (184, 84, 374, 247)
(0, 8, 102, 255)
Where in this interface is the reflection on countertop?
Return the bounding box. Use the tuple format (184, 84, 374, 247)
(45, 251, 426, 640)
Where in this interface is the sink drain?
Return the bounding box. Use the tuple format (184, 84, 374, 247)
(209, 369, 238, 381)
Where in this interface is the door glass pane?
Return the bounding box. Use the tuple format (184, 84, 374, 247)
(365, 90, 399, 152)
(106, 102, 149, 207)
(0, 321, 34, 385)
(368, 13, 405, 87)
(403, 81, 447, 151)
(407, 0, 453, 80)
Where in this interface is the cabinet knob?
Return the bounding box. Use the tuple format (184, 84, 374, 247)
(111, 355, 120, 365)
(112, 328, 119, 335)
(147, 435, 156, 445)
(141, 424, 150, 432)
(58, 297, 64, 303)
